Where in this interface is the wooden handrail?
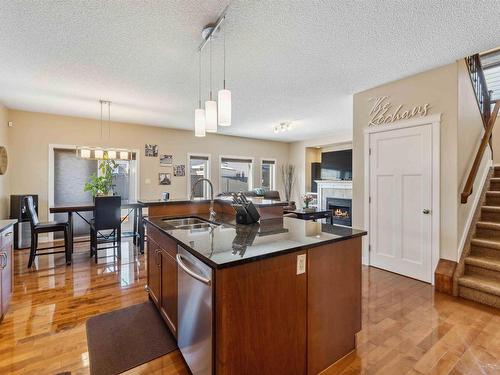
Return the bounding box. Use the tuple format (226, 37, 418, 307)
(461, 100, 500, 203)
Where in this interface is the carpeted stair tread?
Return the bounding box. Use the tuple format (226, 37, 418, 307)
(465, 255, 500, 272)
(481, 205, 500, 212)
(458, 274, 500, 297)
(471, 238, 500, 250)
(476, 221, 500, 230)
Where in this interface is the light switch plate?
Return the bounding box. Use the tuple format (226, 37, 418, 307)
(145, 178, 151, 184)
(297, 254, 306, 275)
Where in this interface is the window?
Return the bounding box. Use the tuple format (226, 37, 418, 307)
(261, 159, 276, 190)
(220, 157, 253, 193)
(188, 155, 210, 198)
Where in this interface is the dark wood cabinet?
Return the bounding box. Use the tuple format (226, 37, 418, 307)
(160, 249, 177, 336)
(0, 226, 14, 320)
(146, 223, 178, 337)
(147, 238, 161, 307)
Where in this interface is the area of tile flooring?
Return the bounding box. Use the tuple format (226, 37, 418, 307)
(0, 239, 498, 374)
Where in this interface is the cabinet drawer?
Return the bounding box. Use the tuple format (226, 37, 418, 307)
(0, 229, 13, 248)
(146, 223, 178, 258)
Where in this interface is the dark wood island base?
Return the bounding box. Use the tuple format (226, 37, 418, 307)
(144, 200, 365, 375)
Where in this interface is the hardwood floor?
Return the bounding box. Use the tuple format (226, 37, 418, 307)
(0, 240, 498, 374)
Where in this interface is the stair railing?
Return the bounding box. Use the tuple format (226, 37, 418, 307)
(465, 55, 492, 131)
(461, 100, 500, 203)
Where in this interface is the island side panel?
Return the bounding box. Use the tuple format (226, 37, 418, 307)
(215, 251, 307, 375)
(307, 237, 362, 374)
(147, 202, 210, 217)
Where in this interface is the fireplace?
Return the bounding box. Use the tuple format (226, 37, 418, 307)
(326, 198, 352, 226)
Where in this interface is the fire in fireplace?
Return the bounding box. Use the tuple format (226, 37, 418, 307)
(326, 198, 352, 226)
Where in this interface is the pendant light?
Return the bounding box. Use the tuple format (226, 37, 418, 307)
(195, 51, 206, 137)
(205, 39, 218, 133)
(218, 32, 231, 126)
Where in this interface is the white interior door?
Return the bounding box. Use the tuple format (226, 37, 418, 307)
(369, 124, 433, 282)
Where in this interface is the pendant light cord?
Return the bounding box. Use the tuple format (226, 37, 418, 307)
(209, 37, 213, 100)
(100, 100, 103, 139)
(223, 31, 226, 89)
(108, 101, 111, 140)
(198, 51, 202, 107)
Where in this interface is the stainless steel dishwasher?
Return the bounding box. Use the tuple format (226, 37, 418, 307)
(176, 246, 213, 375)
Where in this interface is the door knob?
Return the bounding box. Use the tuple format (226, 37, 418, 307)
(422, 209, 431, 214)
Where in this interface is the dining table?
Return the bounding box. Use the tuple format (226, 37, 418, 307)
(49, 200, 145, 253)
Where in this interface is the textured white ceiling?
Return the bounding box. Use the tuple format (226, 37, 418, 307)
(1, 1, 499, 142)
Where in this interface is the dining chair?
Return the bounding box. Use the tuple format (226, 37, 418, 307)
(25, 196, 71, 268)
(90, 196, 121, 263)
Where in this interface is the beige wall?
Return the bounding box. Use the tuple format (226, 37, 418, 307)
(353, 63, 460, 262)
(0, 104, 9, 219)
(7, 110, 290, 222)
(305, 147, 321, 193)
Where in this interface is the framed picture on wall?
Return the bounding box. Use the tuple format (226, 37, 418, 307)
(160, 154, 173, 166)
(174, 164, 185, 177)
(145, 144, 158, 157)
(159, 173, 171, 185)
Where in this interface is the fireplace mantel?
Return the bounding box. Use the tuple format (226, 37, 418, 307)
(315, 180, 352, 210)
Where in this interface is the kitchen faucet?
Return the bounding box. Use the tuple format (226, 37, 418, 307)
(190, 178, 216, 222)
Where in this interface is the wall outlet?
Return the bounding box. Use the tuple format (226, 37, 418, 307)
(297, 254, 306, 275)
(145, 178, 151, 185)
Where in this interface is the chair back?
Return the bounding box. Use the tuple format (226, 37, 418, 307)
(24, 196, 39, 228)
(94, 196, 121, 230)
(263, 190, 281, 200)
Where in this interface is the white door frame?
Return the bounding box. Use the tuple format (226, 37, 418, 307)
(363, 113, 441, 284)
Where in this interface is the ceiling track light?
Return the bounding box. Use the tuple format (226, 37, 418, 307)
(274, 122, 293, 134)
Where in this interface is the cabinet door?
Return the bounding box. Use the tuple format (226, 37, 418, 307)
(147, 239, 161, 307)
(1, 229, 13, 318)
(160, 249, 177, 337)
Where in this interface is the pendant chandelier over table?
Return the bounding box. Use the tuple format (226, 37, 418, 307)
(194, 8, 231, 137)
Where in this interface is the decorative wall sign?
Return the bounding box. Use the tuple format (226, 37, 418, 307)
(368, 96, 430, 126)
(0, 146, 7, 175)
(145, 144, 158, 157)
(174, 164, 185, 177)
(160, 154, 173, 166)
(159, 173, 171, 185)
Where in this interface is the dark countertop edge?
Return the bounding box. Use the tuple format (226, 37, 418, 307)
(138, 198, 288, 208)
(144, 217, 367, 270)
(0, 219, 18, 233)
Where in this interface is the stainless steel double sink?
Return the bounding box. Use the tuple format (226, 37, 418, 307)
(162, 217, 219, 230)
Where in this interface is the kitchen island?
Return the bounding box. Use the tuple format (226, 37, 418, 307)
(144, 205, 366, 375)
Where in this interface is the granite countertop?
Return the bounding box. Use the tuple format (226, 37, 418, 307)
(138, 197, 288, 207)
(0, 219, 17, 233)
(145, 214, 366, 269)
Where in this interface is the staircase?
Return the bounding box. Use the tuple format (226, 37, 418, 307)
(458, 167, 500, 308)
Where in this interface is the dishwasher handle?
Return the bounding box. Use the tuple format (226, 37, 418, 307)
(176, 254, 211, 285)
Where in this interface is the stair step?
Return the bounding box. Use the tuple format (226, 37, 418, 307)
(485, 191, 500, 205)
(480, 206, 500, 221)
(458, 274, 500, 297)
(465, 255, 500, 272)
(476, 221, 500, 230)
(471, 238, 500, 251)
(481, 205, 500, 212)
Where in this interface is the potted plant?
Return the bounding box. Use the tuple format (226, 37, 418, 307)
(303, 194, 314, 211)
(84, 157, 117, 197)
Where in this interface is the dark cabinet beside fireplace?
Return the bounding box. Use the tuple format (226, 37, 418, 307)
(326, 198, 352, 226)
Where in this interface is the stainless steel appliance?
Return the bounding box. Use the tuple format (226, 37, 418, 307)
(177, 246, 213, 375)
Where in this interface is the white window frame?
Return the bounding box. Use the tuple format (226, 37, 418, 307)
(187, 153, 212, 199)
(219, 155, 255, 193)
(260, 158, 277, 190)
